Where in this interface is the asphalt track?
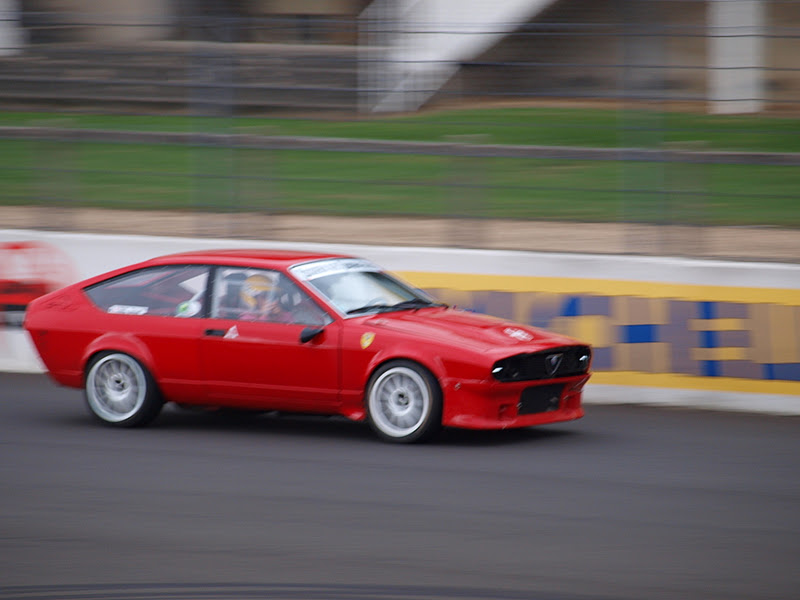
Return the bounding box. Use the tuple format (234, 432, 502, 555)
(1, 374, 798, 600)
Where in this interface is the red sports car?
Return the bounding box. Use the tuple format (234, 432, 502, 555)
(24, 250, 591, 443)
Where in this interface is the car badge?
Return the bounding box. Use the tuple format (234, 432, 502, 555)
(503, 327, 533, 342)
(360, 332, 375, 349)
(545, 353, 563, 376)
(224, 325, 239, 339)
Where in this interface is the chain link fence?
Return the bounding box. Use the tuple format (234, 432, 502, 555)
(0, 0, 798, 260)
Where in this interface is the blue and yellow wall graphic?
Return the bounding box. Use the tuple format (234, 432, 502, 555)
(401, 272, 800, 396)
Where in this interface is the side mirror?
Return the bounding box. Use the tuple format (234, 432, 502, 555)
(299, 326, 325, 344)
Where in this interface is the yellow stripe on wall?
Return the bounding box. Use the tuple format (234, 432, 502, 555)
(400, 272, 800, 305)
(550, 315, 614, 347)
(591, 371, 800, 396)
(749, 304, 774, 362)
(689, 318, 747, 331)
(691, 347, 749, 361)
(769, 306, 800, 363)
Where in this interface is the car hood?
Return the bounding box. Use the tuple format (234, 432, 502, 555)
(363, 307, 581, 356)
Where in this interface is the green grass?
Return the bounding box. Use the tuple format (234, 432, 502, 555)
(3, 107, 800, 151)
(1, 107, 798, 226)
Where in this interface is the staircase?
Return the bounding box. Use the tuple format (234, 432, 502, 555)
(360, 0, 559, 112)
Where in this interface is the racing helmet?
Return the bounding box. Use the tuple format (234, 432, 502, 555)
(240, 273, 274, 308)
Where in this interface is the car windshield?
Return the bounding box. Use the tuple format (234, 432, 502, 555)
(290, 258, 442, 316)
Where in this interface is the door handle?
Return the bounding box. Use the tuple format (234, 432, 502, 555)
(204, 328, 226, 337)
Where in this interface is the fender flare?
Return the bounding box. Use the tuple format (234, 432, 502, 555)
(82, 333, 157, 381)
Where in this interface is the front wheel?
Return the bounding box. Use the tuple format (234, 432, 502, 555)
(366, 360, 442, 443)
(85, 352, 163, 427)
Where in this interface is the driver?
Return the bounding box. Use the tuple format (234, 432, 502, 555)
(239, 273, 293, 323)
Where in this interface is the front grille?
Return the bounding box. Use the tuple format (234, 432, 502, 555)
(492, 345, 591, 382)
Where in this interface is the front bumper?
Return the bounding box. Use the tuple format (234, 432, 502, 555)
(441, 373, 590, 430)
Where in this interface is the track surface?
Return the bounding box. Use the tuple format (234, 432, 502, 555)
(1, 373, 798, 600)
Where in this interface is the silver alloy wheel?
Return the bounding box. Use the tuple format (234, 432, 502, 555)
(368, 366, 431, 438)
(86, 353, 147, 423)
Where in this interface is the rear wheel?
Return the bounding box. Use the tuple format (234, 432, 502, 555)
(366, 360, 442, 443)
(85, 352, 163, 427)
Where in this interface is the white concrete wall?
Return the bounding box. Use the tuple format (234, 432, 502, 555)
(3, 228, 798, 289)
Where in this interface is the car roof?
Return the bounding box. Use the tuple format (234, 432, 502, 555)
(150, 249, 351, 268)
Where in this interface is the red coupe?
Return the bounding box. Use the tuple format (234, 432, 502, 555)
(24, 250, 591, 442)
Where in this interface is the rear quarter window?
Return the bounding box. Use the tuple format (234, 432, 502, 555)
(85, 265, 209, 318)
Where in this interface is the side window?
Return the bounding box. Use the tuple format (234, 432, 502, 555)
(212, 267, 330, 326)
(85, 265, 209, 318)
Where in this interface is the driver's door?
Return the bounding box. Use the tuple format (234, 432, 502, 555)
(199, 267, 340, 411)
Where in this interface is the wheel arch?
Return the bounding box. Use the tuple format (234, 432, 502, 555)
(82, 334, 157, 382)
(363, 350, 446, 405)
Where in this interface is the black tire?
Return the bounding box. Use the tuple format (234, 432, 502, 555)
(366, 360, 442, 443)
(84, 352, 163, 427)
